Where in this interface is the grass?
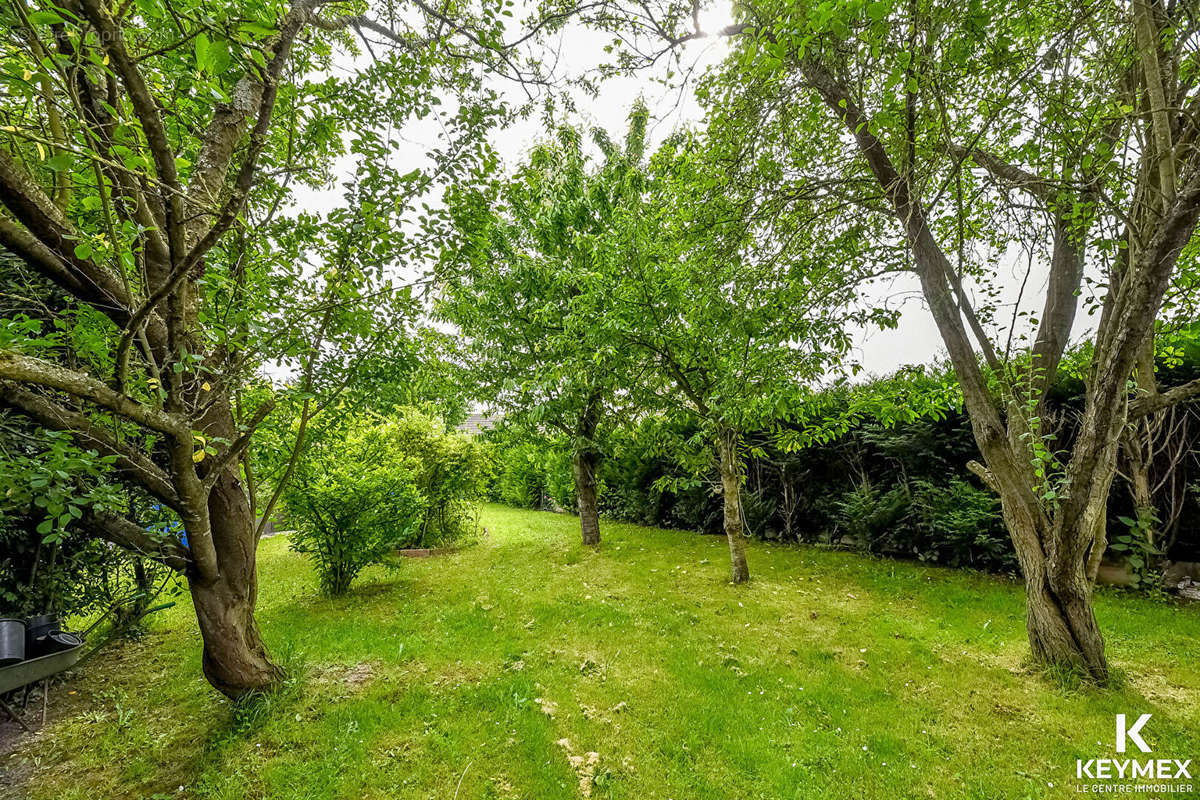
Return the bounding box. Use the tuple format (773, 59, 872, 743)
(3, 504, 1198, 800)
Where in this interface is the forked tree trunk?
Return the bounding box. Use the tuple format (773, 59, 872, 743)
(189, 408, 283, 699)
(990, 448, 1112, 682)
(1011, 519, 1109, 680)
(573, 448, 601, 546)
(717, 427, 750, 584)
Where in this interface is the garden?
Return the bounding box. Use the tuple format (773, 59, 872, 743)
(1, 0, 1199, 797)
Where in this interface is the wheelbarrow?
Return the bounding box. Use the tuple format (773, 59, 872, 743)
(0, 637, 84, 732)
(0, 601, 175, 732)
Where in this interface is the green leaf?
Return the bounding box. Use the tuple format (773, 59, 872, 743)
(195, 33, 211, 70)
(28, 10, 65, 24)
(239, 21, 275, 38)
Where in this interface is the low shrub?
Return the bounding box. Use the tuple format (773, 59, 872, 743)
(0, 425, 175, 622)
(904, 479, 1013, 570)
(486, 432, 572, 510)
(384, 409, 490, 545)
(831, 481, 911, 550)
(284, 408, 487, 595)
(284, 428, 424, 595)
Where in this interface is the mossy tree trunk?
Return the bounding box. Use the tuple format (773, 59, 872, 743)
(718, 426, 750, 584)
(573, 393, 602, 546)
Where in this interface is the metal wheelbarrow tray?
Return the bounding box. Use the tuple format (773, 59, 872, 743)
(0, 643, 84, 695)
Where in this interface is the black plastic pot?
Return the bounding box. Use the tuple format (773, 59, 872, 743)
(43, 631, 82, 652)
(0, 618, 26, 665)
(25, 614, 60, 643)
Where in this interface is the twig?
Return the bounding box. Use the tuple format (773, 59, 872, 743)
(452, 761, 471, 800)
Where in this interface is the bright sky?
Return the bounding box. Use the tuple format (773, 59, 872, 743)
(287, 2, 1077, 382)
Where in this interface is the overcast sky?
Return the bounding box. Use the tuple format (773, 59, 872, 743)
(287, 3, 1079, 382)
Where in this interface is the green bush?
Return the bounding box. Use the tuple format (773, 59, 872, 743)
(831, 481, 911, 549)
(383, 409, 490, 544)
(827, 478, 1013, 571)
(284, 426, 424, 595)
(489, 439, 551, 509)
(905, 479, 1013, 570)
(543, 448, 577, 512)
(0, 425, 175, 623)
(284, 408, 487, 595)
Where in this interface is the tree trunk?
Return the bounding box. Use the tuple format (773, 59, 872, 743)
(998, 488, 1109, 682)
(573, 393, 603, 546)
(1023, 566, 1108, 680)
(189, 459, 283, 699)
(718, 427, 750, 584)
(573, 448, 601, 546)
(1120, 419, 1160, 545)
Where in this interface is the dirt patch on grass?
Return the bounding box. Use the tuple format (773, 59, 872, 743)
(1126, 669, 1199, 707)
(557, 738, 601, 798)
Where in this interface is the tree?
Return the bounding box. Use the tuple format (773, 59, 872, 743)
(589, 129, 883, 583)
(437, 109, 653, 546)
(0, 0, 565, 697)
(643, 0, 1200, 679)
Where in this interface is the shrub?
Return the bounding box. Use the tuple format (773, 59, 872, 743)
(284, 409, 488, 595)
(543, 448, 577, 512)
(905, 479, 1014, 570)
(489, 439, 551, 509)
(284, 426, 425, 595)
(383, 409, 490, 544)
(831, 481, 911, 549)
(0, 425, 176, 623)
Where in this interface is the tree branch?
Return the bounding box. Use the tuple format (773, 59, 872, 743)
(946, 142, 1057, 203)
(0, 151, 139, 327)
(1130, 375, 1200, 418)
(0, 350, 189, 436)
(0, 380, 182, 510)
(78, 509, 191, 572)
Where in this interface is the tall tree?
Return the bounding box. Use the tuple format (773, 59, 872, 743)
(0, 0, 561, 697)
(632, 0, 1200, 679)
(437, 109, 652, 546)
(591, 130, 885, 583)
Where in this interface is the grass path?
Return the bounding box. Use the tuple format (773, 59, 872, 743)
(3, 504, 1198, 799)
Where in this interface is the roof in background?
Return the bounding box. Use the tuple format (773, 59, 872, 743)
(457, 412, 497, 435)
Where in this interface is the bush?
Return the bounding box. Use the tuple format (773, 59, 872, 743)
(489, 438, 559, 506)
(0, 424, 176, 623)
(826, 478, 1013, 571)
(905, 479, 1013, 570)
(284, 428, 424, 595)
(831, 481, 910, 549)
(284, 409, 487, 595)
(383, 409, 490, 544)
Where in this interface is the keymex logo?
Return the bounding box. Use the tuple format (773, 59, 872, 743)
(1074, 713, 1193, 792)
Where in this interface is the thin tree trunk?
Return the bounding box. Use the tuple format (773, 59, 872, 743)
(573, 393, 603, 546)
(573, 448, 601, 546)
(718, 427, 750, 584)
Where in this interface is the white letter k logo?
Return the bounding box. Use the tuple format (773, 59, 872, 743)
(1117, 713, 1152, 753)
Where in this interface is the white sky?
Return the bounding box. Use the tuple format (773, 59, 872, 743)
(287, 3, 1080, 382)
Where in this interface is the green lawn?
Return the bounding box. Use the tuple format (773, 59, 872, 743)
(3, 504, 1198, 799)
